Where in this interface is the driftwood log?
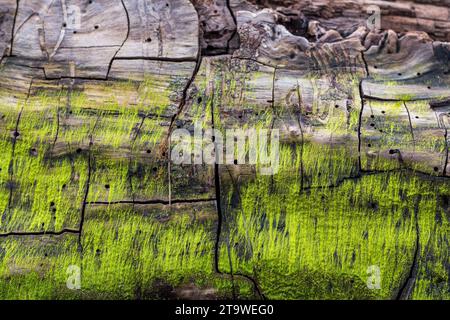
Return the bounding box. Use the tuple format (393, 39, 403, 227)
(0, 0, 449, 300)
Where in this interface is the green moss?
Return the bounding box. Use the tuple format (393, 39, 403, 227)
(0, 83, 448, 300)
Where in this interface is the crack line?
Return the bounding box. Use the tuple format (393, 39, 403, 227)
(87, 198, 216, 205)
(357, 79, 365, 172)
(1, 78, 32, 226)
(8, 0, 20, 56)
(225, 0, 238, 54)
(209, 67, 265, 300)
(105, 0, 131, 79)
(0, 228, 79, 238)
(396, 195, 421, 300)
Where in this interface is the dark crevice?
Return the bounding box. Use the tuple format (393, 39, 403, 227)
(430, 98, 450, 109)
(76, 114, 100, 251)
(438, 112, 449, 177)
(210, 73, 265, 300)
(403, 101, 415, 142)
(4, 60, 112, 81)
(1, 78, 32, 226)
(87, 198, 216, 206)
(131, 116, 146, 144)
(295, 82, 305, 191)
(112, 56, 197, 63)
(403, 101, 416, 165)
(164, 37, 203, 156)
(128, 116, 147, 208)
(5, 56, 197, 84)
(443, 127, 449, 176)
(268, 66, 277, 191)
(223, 167, 267, 299)
(8, 0, 20, 56)
(51, 107, 61, 152)
(126, 157, 136, 209)
(105, 0, 130, 79)
(357, 50, 370, 173)
(77, 147, 91, 251)
(45, 75, 112, 81)
(302, 169, 386, 192)
(302, 167, 449, 192)
(361, 49, 370, 78)
(396, 196, 421, 300)
(212, 104, 224, 278)
(2, 106, 23, 223)
(357, 79, 365, 173)
(225, 0, 239, 54)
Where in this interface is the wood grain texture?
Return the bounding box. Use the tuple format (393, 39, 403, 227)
(116, 0, 199, 59)
(0, 0, 16, 59)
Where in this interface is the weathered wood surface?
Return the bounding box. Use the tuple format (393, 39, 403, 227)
(0, 0, 449, 301)
(116, 0, 199, 59)
(191, 0, 237, 54)
(11, 0, 128, 78)
(231, 0, 450, 41)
